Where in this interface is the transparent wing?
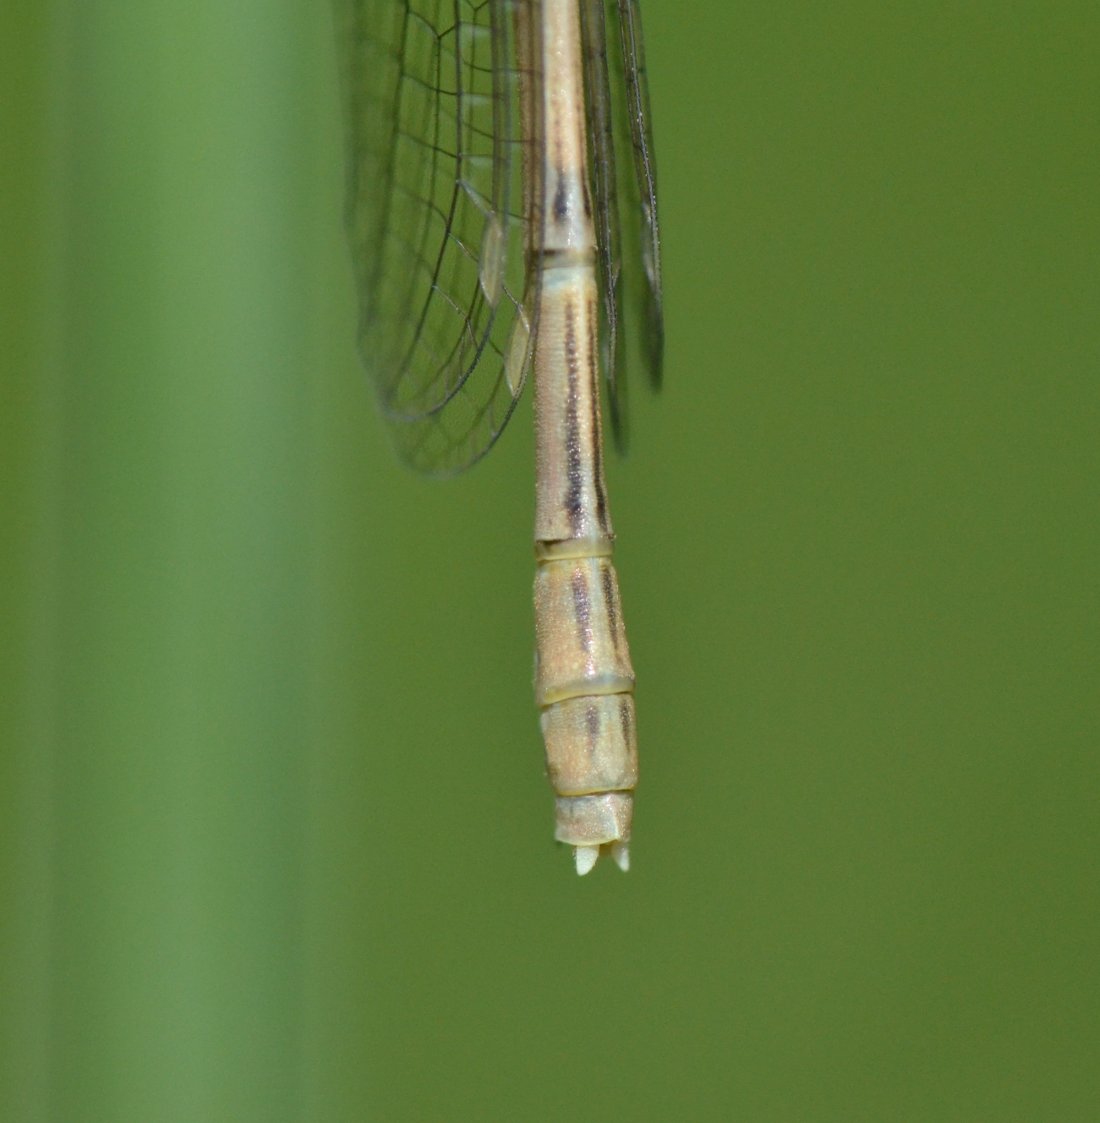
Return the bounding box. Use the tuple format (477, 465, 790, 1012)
(616, 0, 663, 382)
(338, 0, 540, 474)
(583, 0, 664, 452)
(580, 0, 626, 439)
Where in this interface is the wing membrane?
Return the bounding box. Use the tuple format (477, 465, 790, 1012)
(579, 0, 626, 438)
(338, 0, 539, 474)
(615, 0, 663, 390)
(580, 0, 664, 452)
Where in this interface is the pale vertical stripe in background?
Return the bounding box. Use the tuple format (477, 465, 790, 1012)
(2, 5, 336, 1120)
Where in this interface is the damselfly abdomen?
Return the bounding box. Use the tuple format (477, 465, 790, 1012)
(339, 0, 662, 873)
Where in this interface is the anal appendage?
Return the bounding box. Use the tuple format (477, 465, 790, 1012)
(575, 839, 630, 876)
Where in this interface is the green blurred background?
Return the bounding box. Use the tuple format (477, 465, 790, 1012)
(3, 3, 1098, 1120)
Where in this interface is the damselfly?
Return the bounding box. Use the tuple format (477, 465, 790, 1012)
(338, 0, 663, 873)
